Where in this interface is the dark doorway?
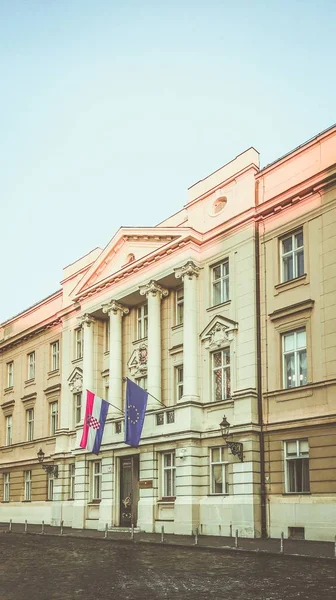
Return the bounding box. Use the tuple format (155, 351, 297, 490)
(119, 455, 139, 527)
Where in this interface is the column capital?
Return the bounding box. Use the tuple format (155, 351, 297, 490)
(139, 280, 169, 299)
(77, 313, 95, 328)
(174, 260, 201, 281)
(102, 300, 129, 317)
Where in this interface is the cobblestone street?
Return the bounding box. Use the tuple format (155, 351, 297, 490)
(1, 534, 335, 600)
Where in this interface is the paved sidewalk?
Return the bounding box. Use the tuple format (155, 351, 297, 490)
(1, 521, 335, 560)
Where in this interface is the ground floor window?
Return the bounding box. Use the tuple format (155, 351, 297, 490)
(92, 461, 102, 501)
(162, 452, 176, 499)
(210, 447, 228, 494)
(3, 473, 10, 502)
(285, 439, 309, 493)
(24, 470, 32, 501)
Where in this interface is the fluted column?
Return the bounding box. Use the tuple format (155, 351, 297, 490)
(77, 313, 95, 418)
(175, 261, 201, 400)
(102, 300, 129, 414)
(139, 280, 168, 407)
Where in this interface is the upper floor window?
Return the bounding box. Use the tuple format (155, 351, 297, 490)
(212, 348, 231, 401)
(210, 447, 228, 494)
(5, 415, 12, 446)
(92, 460, 102, 500)
(24, 470, 32, 501)
(212, 260, 229, 306)
(282, 328, 307, 388)
(50, 401, 58, 435)
(75, 328, 83, 360)
(135, 376, 147, 391)
(26, 408, 34, 442)
(50, 341, 60, 371)
(27, 352, 35, 380)
(137, 304, 148, 340)
(74, 393, 82, 425)
(285, 439, 309, 493)
(162, 452, 176, 498)
(3, 473, 10, 502)
(69, 463, 75, 500)
(175, 365, 183, 401)
(7, 362, 14, 388)
(281, 229, 304, 282)
(175, 287, 184, 325)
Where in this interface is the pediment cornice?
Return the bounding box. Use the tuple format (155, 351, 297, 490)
(200, 315, 238, 350)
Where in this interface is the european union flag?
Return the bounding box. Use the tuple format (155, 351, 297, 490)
(124, 378, 148, 447)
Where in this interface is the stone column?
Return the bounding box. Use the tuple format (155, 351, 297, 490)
(102, 300, 129, 414)
(174, 261, 201, 400)
(77, 313, 95, 417)
(139, 280, 168, 407)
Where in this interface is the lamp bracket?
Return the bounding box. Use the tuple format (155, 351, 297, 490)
(42, 464, 59, 478)
(226, 440, 244, 462)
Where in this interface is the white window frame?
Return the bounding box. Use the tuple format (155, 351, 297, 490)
(175, 287, 184, 325)
(212, 348, 231, 401)
(210, 447, 228, 495)
(69, 463, 75, 500)
(175, 365, 183, 401)
(51, 341, 60, 371)
(281, 228, 304, 282)
(5, 415, 12, 446)
(75, 328, 83, 359)
(211, 259, 229, 306)
(24, 470, 32, 501)
(92, 460, 102, 500)
(282, 328, 307, 389)
(4, 473, 10, 502)
(50, 401, 58, 435)
(27, 351, 35, 380)
(137, 304, 148, 340)
(284, 439, 310, 493)
(7, 362, 14, 388)
(74, 393, 82, 425)
(47, 472, 54, 501)
(135, 376, 147, 391)
(162, 451, 176, 498)
(26, 408, 34, 442)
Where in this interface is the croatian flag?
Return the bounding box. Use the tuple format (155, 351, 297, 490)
(80, 390, 109, 455)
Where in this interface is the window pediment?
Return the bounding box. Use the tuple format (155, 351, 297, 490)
(200, 315, 238, 350)
(1, 399, 15, 416)
(269, 299, 314, 322)
(67, 367, 83, 393)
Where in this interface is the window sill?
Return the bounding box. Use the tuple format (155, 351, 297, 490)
(265, 384, 313, 402)
(71, 357, 83, 365)
(88, 499, 101, 505)
(158, 497, 175, 504)
(132, 336, 148, 346)
(206, 300, 231, 313)
(4, 387, 14, 394)
(208, 493, 229, 497)
(47, 370, 60, 378)
(1, 501, 10, 503)
(275, 273, 307, 295)
(24, 379, 35, 387)
(171, 323, 183, 331)
(282, 492, 311, 496)
(22, 500, 31, 503)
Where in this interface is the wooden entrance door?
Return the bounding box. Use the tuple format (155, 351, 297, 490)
(119, 455, 139, 527)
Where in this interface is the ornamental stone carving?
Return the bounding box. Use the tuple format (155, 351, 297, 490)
(174, 260, 201, 281)
(68, 367, 83, 393)
(77, 313, 95, 327)
(127, 344, 148, 376)
(102, 300, 129, 317)
(200, 315, 238, 351)
(139, 280, 169, 299)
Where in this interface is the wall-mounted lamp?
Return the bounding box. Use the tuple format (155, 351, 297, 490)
(219, 416, 244, 462)
(37, 448, 58, 478)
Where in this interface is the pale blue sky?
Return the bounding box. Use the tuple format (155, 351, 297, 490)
(1, 0, 335, 322)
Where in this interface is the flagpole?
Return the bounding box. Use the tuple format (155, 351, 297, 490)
(122, 377, 166, 408)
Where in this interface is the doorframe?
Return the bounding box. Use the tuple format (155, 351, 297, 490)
(115, 451, 140, 526)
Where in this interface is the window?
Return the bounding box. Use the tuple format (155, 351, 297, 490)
(175, 287, 184, 325)
(212, 349, 231, 401)
(162, 452, 176, 498)
(3, 473, 10, 502)
(5, 415, 12, 446)
(74, 393, 82, 425)
(282, 329, 307, 388)
(47, 473, 54, 501)
(7, 362, 14, 388)
(210, 447, 228, 494)
(285, 440, 309, 493)
(69, 463, 75, 500)
(105, 320, 110, 352)
(92, 461, 102, 500)
(26, 408, 34, 441)
(50, 402, 58, 435)
(137, 304, 148, 339)
(135, 376, 147, 391)
(51, 341, 59, 371)
(27, 352, 35, 380)
(281, 229, 304, 282)
(212, 260, 229, 305)
(175, 366, 183, 401)
(75, 328, 83, 359)
(24, 470, 32, 501)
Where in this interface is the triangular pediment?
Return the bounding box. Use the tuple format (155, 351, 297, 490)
(72, 227, 186, 297)
(200, 315, 238, 349)
(67, 367, 83, 393)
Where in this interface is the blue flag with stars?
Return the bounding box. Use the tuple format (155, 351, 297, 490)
(124, 378, 148, 447)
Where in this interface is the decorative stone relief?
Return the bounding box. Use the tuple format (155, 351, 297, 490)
(127, 344, 148, 376)
(174, 260, 201, 281)
(139, 280, 169, 299)
(200, 315, 238, 351)
(68, 367, 83, 393)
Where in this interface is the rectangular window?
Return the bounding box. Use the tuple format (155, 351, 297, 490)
(50, 402, 58, 435)
(51, 341, 60, 371)
(92, 461, 102, 500)
(7, 362, 14, 388)
(175, 287, 184, 325)
(210, 447, 228, 494)
(3, 473, 10, 502)
(285, 439, 310, 493)
(75, 328, 83, 359)
(282, 328, 307, 388)
(69, 463, 75, 500)
(105, 320, 110, 352)
(27, 352, 35, 380)
(26, 408, 34, 442)
(47, 473, 54, 501)
(175, 365, 183, 401)
(162, 452, 176, 498)
(74, 393, 82, 425)
(281, 229, 304, 282)
(24, 470, 32, 501)
(137, 304, 148, 340)
(212, 349, 231, 401)
(135, 376, 147, 391)
(5, 415, 12, 446)
(212, 259, 229, 305)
